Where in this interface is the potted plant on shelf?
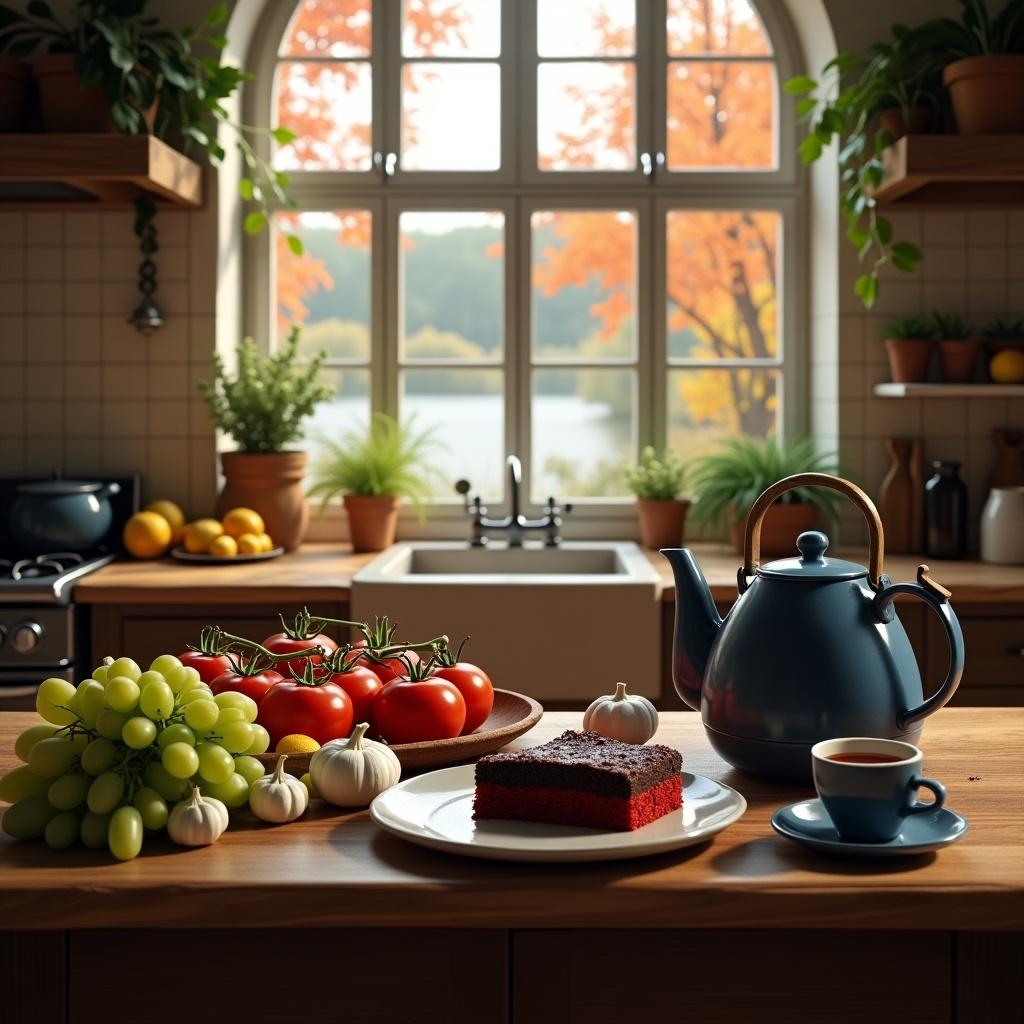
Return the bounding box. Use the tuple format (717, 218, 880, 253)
(883, 315, 935, 383)
(197, 328, 332, 552)
(932, 312, 979, 383)
(624, 446, 691, 550)
(307, 413, 442, 554)
(689, 437, 842, 557)
(984, 318, 1024, 383)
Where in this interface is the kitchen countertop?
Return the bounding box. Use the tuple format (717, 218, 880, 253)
(72, 542, 1024, 605)
(0, 708, 1019, 932)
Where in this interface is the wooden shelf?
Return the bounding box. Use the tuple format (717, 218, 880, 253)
(874, 382, 1024, 397)
(0, 134, 203, 209)
(873, 134, 1024, 206)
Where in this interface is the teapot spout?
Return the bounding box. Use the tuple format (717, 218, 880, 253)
(660, 548, 722, 711)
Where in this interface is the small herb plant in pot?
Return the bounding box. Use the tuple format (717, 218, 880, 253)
(883, 315, 935, 383)
(932, 312, 979, 383)
(984, 318, 1024, 382)
(689, 437, 841, 556)
(307, 413, 442, 553)
(198, 328, 332, 552)
(624, 446, 690, 550)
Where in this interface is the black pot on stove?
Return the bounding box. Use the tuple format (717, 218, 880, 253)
(8, 477, 122, 554)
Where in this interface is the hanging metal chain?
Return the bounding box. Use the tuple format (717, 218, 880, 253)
(128, 196, 164, 335)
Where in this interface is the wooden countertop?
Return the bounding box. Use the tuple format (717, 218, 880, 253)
(0, 708, 1020, 932)
(72, 543, 1024, 605)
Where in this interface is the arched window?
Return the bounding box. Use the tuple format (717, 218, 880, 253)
(247, 0, 801, 521)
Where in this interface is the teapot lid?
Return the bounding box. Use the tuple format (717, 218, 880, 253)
(757, 531, 867, 581)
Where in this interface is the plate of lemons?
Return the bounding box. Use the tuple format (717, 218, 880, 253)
(123, 502, 283, 563)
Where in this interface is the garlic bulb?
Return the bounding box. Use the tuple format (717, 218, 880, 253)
(167, 786, 228, 846)
(249, 754, 308, 824)
(310, 722, 401, 807)
(582, 681, 658, 744)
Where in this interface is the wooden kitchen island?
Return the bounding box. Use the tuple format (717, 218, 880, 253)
(1, 709, 1021, 1024)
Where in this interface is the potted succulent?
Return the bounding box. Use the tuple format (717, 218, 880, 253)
(198, 328, 332, 552)
(929, 0, 1024, 133)
(932, 312, 979, 383)
(882, 315, 935, 383)
(689, 437, 842, 556)
(624, 446, 690, 550)
(307, 413, 442, 554)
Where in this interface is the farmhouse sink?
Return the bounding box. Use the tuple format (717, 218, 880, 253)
(351, 542, 662, 700)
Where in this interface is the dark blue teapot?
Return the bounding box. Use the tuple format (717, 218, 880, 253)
(663, 473, 964, 783)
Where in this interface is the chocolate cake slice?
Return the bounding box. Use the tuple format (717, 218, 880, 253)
(473, 730, 682, 832)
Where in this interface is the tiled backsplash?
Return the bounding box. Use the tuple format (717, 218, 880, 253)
(0, 208, 218, 515)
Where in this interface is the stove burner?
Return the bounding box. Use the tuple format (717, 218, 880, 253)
(3, 552, 85, 582)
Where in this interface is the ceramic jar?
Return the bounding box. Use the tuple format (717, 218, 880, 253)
(980, 487, 1024, 565)
(217, 451, 310, 552)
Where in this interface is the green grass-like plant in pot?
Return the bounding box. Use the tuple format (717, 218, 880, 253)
(198, 327, 332, 551)
(624, 446, 690, 550)
(307, 413, 443, 553)
(932, 312, 979, 384)
(883, 315, 935, 384)
(689, 437, 841, 556)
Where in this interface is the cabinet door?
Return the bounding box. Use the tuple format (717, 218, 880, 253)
(927, 608, 1024, 706)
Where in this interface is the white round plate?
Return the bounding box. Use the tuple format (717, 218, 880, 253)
(170, 545, 285, 564)
(370, 765, 746, 862)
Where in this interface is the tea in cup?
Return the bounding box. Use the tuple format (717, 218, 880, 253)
(811, 737, 946, 842)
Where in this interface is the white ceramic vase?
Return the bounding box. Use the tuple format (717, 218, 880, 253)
(980, 487, 1024, 565)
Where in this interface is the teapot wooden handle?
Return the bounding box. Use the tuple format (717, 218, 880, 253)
(741, 473, 885, 589)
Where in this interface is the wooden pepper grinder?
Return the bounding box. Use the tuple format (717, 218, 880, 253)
(879, 437, 925, 553)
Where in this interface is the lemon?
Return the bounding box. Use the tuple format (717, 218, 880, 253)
(257, 533, 275, 553)
(990, 348, 1024, 384)
(276, 734, 321, 755)
(236, 532, 263, 555)
(208, 534, 238, 558)
(184, 518, 224, 554)
(300, 772, 319, 799)
(222, 507, 265, 539)
(145, 499, 186, 545)
(123, 511, 172, 559)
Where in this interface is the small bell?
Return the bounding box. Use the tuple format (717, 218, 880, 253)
(128, 196, 164, 337)
(128, 297, 165, 336)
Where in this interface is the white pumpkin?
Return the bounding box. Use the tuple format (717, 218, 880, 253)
(310, 722, 401, 807)
(167, 786, 228, 847)
(583, 681, 658, 744)
(249, 754, 309, 824)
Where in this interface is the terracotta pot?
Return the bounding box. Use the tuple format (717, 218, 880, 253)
(937, 339, 981, 383)
(635, 498, 690, 550)
(728, 501, 820, 557)
(878, 105, 933, 139)
(943, 56, 1024, 134)
(0, 57, 30, 132)
(32, 53, 157, 133)
(343, 494, 400, 553)
(884, 338, 933, 384)
(216, 451, 310, 552)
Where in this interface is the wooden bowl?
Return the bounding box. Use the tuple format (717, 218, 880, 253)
(256, 688, 544, 776)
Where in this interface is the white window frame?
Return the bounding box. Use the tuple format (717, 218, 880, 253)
(244, 0, 806, 537)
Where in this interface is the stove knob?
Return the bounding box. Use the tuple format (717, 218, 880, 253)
(11, 622, 43, 654)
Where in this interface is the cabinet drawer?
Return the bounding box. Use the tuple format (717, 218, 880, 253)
(928, 615, 1024, 697)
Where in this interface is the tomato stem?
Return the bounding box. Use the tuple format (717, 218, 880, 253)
(218, 632, 324, 676)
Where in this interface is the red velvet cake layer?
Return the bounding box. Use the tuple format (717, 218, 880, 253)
(473, 776, 682, 832)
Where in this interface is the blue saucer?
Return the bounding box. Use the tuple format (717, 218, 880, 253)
(771, 798, 968, 859)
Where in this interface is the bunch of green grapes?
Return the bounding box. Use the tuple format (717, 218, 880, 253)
(0, 654, 270, 860)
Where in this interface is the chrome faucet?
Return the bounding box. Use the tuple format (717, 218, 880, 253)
(455, 455, 572, 548)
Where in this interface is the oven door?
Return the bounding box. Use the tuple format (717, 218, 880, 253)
(0, 668, 72, 711)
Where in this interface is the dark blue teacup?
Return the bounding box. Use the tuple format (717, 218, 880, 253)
(811, 737, 946, 843)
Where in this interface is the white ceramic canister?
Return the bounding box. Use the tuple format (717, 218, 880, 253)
(980, 487, 1024, 565)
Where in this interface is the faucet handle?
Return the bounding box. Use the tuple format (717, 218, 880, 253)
(545, 496, 572, 516)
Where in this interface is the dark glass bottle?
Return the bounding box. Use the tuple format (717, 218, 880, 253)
(924, 461, 967, 560)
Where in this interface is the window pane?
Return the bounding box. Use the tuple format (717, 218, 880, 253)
(306, 367, 372, 467)
(402, 0, 500, 57)
(402, 369, 504, 498)
(275, 62, 372, 170)
(531, 210, 636, 360)
(667, 367, 778, 457)
(538, 62, 635, 171)
(667, 61, 774, 169)
(666, 210, 779, 360)
(667, 0, 770, 55)
(280, 0, 371, 58)
(402, 63, 500, 170)
(399, 211, 503, 362)
(532, 368, 635, 500)
(276, 211, 371, 360)
(538, 0, 635, 57)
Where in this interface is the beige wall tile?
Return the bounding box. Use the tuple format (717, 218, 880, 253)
(102, 400, 147, 439)
(158, 246, 189, 281)
(101, 436, 148, 475)
(838, 315, 864, 364)
(967, 211, 1008, 245)
(148, 400, 189, 438)
(0, 400, 25, 435)
(837, 364, 861, 399)
(25, 363, 59, 399)
(64, 247, 103, 282)
(26, 213, 62, 246)
(101, 316, 147, 363)
(100, 247, 140, 282)
(863, 397, 922, 438)
(1009, 212, 1024, 246)
(966, 246, 1008, 281)
(921, 398, 968, 439)
(65, 316, 101, 362)
(189, 437, 218, 513)
(922, 211, 966, 245)
(24, 437, 63, 469)
(146, 439, 191, 507)
(966, 398, 1012, 437)
(26, 281, 62, 314)
(25, 400, 63, 438)
(63, 437, 101, 473)
(26, 315, 63, 363)
(0, 212, 26, 246)
(966, 280, 1008, 316)
(0, 283, 25, 314)
(870, 278, 923, 316)
(0, 439, 25, 474)
(189, 316, 216, 362)
(922, 246, 966, 281)
(148, 316, 189, 364)
(102, 364, 147, 399)
(0, 248, 25, 282)
(65, 283, 101, 315)
(65, 400, 101, 435)
(189, 399, 214, 437)
(102, 279, 138, 316)
(158, 213, 188, 247)
(148, 362, 189, 398)
(838, 398, 864, 437)
(100, 211, 134, 245)
(26, 247, 62, 280)
(1008, 247, 1024, 284)
(64, 213, 100, 247)
(0, 316, 25, 362)
(922, 280, 966, 312)
(65, 363, 101, 399)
